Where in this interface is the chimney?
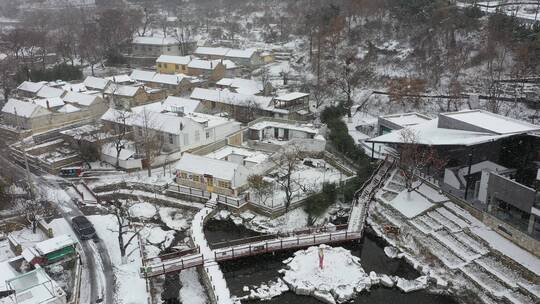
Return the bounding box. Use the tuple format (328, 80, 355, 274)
(210, 61, 213, 69)
(46, 100, 50, 109)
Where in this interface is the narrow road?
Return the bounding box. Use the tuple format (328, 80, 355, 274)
(0, 149, 115, 304)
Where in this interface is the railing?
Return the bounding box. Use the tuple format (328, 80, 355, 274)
(142, 253, 205, 278)
(213, 230, 361, 262)
(210, 224, 348, 249)
(166, 183, 211, 199)
(216, 194, 248, 208)
(142, 247, 200, 266)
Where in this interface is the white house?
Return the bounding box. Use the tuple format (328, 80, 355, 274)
(132, 36, 181, 57)
(175, 153, 250, 196)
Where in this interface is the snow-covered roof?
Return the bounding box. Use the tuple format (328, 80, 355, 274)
(226, 48, 257, 59)
(17, 81, 44, 93)
(102, 142, 135, 160)
(105, 74, 133, 84)
(62, 82, 87, 93)
(36, 86, 65, 98)
(440, 110, 540, 135)
(133, 36, 178, 46)
(35, 235, 76, 255)
(191, 88, 273, 109)
(101, 108, 132, 123)
(368, 118, 510, 146)
(163, 96, 201, 114)
(2, 99, 50, 118)
(380, 112, 432, 128)
(188, 59, 222, 70)
(275, 92, 309, 102)
(157, 55, 191, 65)
(130, 110, 198, 135)
(63, 91, 99, 107)
(222, 59, 238, 69)
(176, 153, 246, 183)
(194, 46, 231, 57)
(152, 73, 186, 85)
(105, 84, 142, 97)
(216, 78, 264, 95)
(249, 120, 319, 134)
(3, 267, 66, 304)
(205, 146, 269, 164)
(33, 97, 64, 108)
(57, 104, 81, 113)
(84, 76, 110, 90)
(130, 70, 156, 82)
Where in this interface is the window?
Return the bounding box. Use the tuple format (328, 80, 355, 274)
(176, 64, 180, 70)
(194, 131, 200, 142)
(157, 63, 162, 68)
(167, 47, 171, 51)
(168, 134, 174, 144)
(206, 131, 210, 139)
(192, 175, 200, 182)
(180, 172, 187, 179)
(218, 181, 231, 188)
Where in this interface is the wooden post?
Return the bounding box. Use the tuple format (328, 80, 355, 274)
(249, 244, 252, 255)
(181, 259, 184, 269)
(162, 264, 166, 275)
(280, 239, 283, 249)
(232, 247, 234, 258)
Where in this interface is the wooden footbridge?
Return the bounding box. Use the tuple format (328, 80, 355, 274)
(140, 158, 394, 279)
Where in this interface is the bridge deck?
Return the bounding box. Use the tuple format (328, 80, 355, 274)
(141, 230, 361, 278)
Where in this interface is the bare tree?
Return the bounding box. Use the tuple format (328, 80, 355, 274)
(272, 145, 303, 211)
(137, 109, 164, 177)
(247, 175, 274, 206)
(397, 129, 446, 194)
(108, 198, 142, 264)
(105, 109, 132, 168)
(328, 47, 373, 117)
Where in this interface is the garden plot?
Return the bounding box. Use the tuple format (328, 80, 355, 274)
(462, 263, 510, 299)
(433, 229, 482, 262)
(422, 236, 466, 269)
(427, 210, 462, 233)
(453, 231, 489, 255)
(436, 207, 470, 229)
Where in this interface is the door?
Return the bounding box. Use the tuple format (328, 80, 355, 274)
(205, 175, 214, 192)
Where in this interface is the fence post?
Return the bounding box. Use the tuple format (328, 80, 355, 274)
(280, 239, 283, 249)
(232, 247, 234, 258)
(249, 245, 252, 255)
(181, 259, 184, 269)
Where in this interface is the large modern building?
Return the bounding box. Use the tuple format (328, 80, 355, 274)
(368, 109, 540, 245)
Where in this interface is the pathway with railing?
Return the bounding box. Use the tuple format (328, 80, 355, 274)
(347, 158, 394, 233)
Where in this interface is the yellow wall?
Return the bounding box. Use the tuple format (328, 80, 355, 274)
(156, 62, 189, 74)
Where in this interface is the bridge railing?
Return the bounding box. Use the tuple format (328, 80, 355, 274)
(142, 247, 200, 266)
(209, 224, 348, 249)
(142, 253, 205, 278)
(213, 230, 361, 262)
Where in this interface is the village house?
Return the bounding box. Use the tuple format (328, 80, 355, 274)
(187, 59, 226, 81)
(190, 88, 288, 122)
(367, 109, 540, 249)
(100, 102, 241, 168)
(216, 77, 272, 96)
(62, 91, 108, 117)
(103, 84, 148, 108)
(175, 153, 250, 196)
(130, 69, 199, 96)
(83, 76, 111, 92)
(156, 55, 192, 74)
(1, 98, 51, 130)
(132, 36, 181, 57)
(194, 46, 262, 67)
(16, 81, 44, 98)
(105, 74, 134, 85)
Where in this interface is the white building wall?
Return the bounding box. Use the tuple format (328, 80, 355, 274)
(444, 169, 461, 189)
(478, 170, 490, 204)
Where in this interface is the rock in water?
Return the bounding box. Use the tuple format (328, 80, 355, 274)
(384, 246, 399, 259)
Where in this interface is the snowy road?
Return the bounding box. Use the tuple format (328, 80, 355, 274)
(0, 151, 115, 304)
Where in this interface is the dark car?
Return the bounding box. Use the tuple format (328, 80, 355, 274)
(71, 216, 97, 240)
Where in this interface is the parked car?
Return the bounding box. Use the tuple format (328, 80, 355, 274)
(71, 216, 97, 240)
